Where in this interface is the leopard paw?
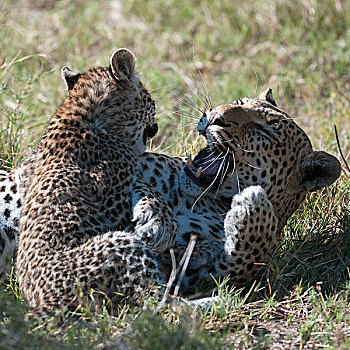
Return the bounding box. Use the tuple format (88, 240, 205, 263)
(132, 183, 178, 252)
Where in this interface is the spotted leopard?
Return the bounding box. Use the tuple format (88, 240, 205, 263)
(14, 49, 180, 312)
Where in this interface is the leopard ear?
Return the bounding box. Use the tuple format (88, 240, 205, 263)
(298, 151, 341, 192)
(110, 48, 136, 83)
(61, 66, 80, 90)
(259, 88, 277, 106)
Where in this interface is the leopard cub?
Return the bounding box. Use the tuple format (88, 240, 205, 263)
(16, 49, 177, 312)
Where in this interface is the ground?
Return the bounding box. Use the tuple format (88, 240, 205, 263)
(0, 0, 350, 349)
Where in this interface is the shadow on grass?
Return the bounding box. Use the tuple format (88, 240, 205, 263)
(0, 291, 76, 350)
(259, 190, 350, 299)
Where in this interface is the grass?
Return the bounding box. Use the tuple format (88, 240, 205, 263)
(1, 0, 350, 348)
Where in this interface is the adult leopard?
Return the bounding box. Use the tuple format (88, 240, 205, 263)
(139, 90, 341, 289)
(0, 54, 341, 310)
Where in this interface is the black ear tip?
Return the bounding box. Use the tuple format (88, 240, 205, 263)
(258, 88, 277, 106)
(61, 66, 78, 79)
(61, 66, 80, 90)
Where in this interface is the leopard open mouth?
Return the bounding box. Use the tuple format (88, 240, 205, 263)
(184, 146, 233, 189)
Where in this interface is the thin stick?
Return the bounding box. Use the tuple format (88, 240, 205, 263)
(173, 234, 198, 297)
(334, 124, 350, 172)
(156, 248, 177, 311)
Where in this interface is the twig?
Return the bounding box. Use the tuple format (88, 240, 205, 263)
(156, 248, 177, 312)
(174, 234, 198, 297)
(334, 124, 350, 173)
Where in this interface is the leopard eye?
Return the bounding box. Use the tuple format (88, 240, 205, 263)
(267, 119, 279, 127)
(212, 118, 227, 127)
(256, 124, 280, 144)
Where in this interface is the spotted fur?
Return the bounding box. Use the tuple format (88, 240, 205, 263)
(14, 49, 178, 312)
(167, 91, 341, 287)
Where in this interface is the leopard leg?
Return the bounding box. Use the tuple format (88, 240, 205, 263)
(0, 169, 22, 278)
(21, 230, 166, 311)
(221, 185, 278, 284)
(0, 227, 17, 279)
(131, 178, 178, 252)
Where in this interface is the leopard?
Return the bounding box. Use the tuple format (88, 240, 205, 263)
(0, 54, 341, 310)
(14, 48, 180, 312)
(137, 89, 341, 293)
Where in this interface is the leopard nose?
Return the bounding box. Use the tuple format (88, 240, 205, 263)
(197, 115, 209, 135)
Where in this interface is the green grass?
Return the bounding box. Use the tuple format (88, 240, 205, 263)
(1, 0, 350, 348)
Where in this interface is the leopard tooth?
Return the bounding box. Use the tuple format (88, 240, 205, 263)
(187, 154, 195, 168)
(195, 166, 202, 178)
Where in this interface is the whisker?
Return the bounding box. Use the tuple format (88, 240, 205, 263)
(183, 122, 198, 127)
(180, 46, 208, 110)
(206, 137, 236, 146)
(206, 95, 213, 111)
(176, 96, 202, 115)
(232, 153, 241, 194)
(151, 140, 177, 153)
(213, 150, 230, 200)
(242, 161, 261, 170)
(192, 44, 213, 109)
(177, 94, 202, 112)
(192, 150, 220, 165)
(189, 134, 202, 150)
(173, 110, 198, 121)
(162, 60, 206, 112)
(201, 152, 224, 172)
(149, 83, 178, 93)
(238, 146, 255, 153)
(180, 94, 204, 114)
(176, 107, 200, 119)
(235, 154, 262, 170)
(208, 138, 255, 153)
(191, 157, 225, 211)
(199, 67, 213, 108)
(182, 75, 207, 112)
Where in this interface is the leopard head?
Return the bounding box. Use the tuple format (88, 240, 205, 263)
(185, 89, 341, 230)
(57, 49, 157, 155)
